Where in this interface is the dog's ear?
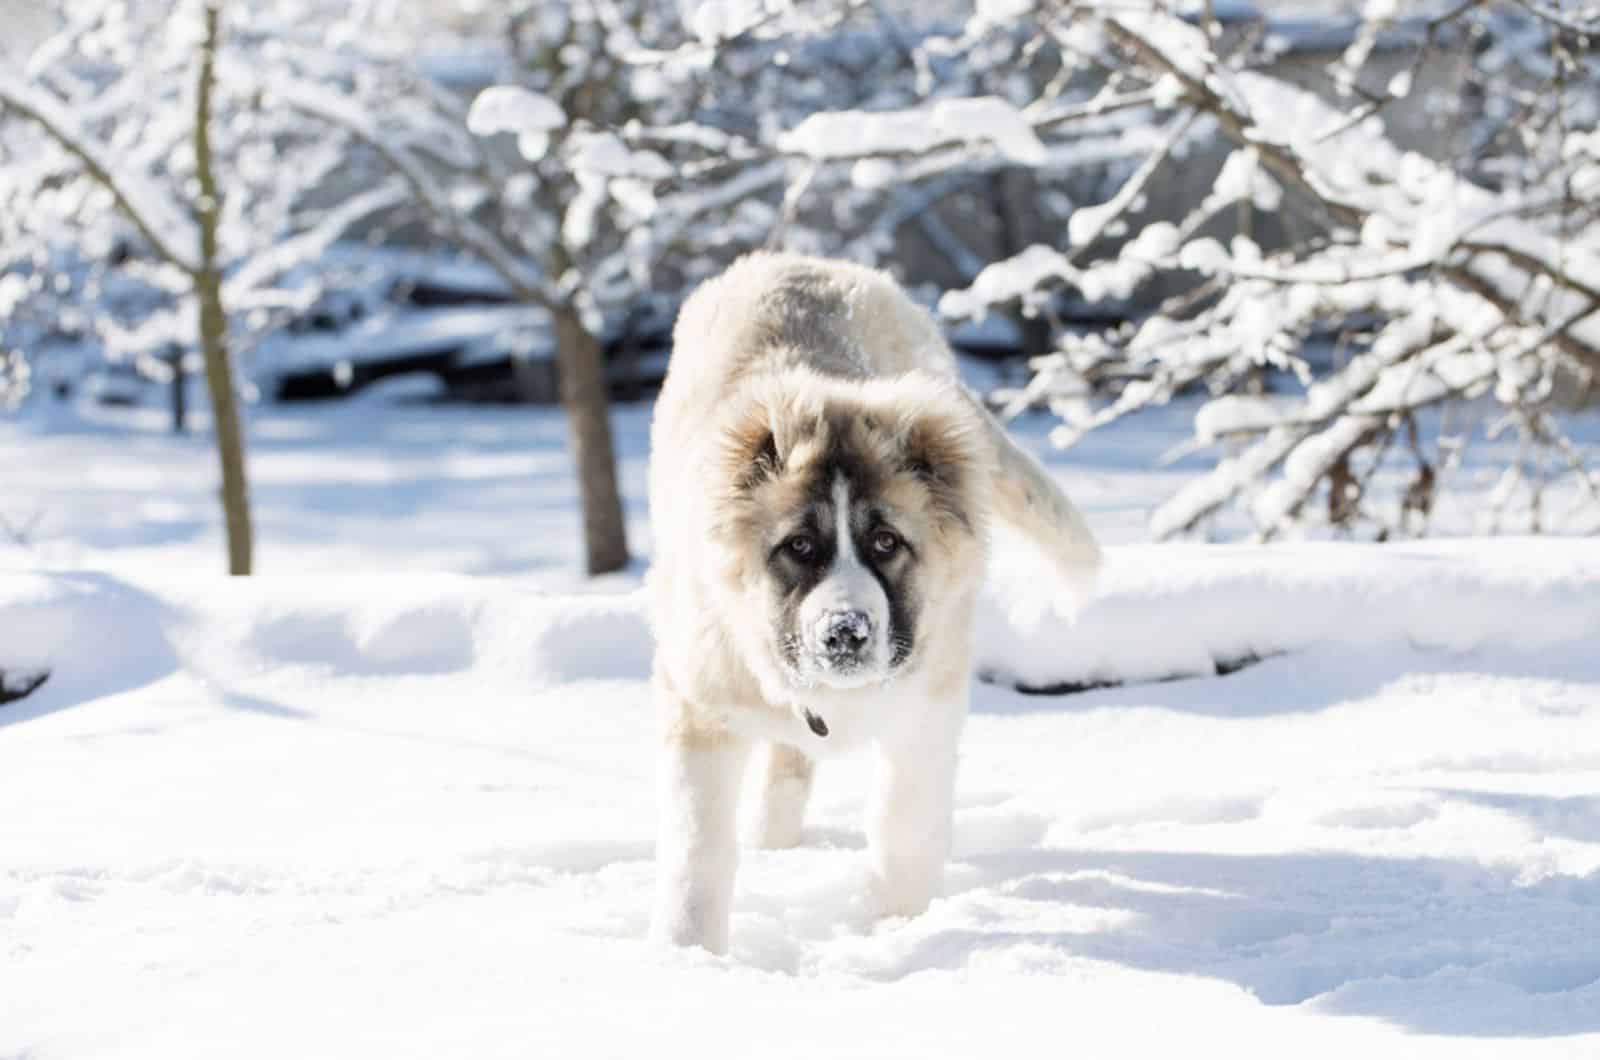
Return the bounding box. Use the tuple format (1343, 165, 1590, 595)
(895, 385, 986, 534)
(746, 429, 781, 489)
(902, 419, 975, 532)
(719, 398, 783, 492)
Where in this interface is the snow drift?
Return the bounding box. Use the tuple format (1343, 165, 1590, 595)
(7, 540, 1597, 715)
(4, 540, 1599, 1057)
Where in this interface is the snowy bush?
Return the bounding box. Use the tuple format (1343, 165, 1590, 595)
(946, 2, 1600, 539)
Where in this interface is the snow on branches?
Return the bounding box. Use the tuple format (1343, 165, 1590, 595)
(0, 1, 423, 404)
(928, 2, 1600, 540)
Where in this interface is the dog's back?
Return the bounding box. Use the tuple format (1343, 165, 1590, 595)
(655, 252, 956, 461)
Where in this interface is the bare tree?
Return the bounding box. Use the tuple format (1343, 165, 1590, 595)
(1, 3, 254, 572)
(1, 1, 428, 573)
(192, 4, 252, 574)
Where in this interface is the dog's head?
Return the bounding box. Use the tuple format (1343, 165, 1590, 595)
(709, 370, 991, 701)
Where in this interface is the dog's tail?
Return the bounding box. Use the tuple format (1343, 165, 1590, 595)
(965, 389, 1102, 607)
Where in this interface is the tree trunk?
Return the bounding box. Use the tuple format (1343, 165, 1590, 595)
(194, 4, 253, 575)
(169, 346, 186, 434)
(553, 306, 628, 575)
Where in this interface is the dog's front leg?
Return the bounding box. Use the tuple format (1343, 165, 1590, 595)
(866, 699, 965, 918)
(742, 741, 815, 850)
(650, 723, 750, 955)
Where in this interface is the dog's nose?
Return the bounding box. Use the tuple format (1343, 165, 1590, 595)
(819, 610, 871, 657)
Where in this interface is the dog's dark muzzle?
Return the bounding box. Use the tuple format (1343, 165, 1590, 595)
(818, 609, 871, 665)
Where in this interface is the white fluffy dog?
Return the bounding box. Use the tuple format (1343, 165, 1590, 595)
(648, 252, 1100, 954)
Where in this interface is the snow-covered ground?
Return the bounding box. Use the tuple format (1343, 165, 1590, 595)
(4, 388, 1600, 1057)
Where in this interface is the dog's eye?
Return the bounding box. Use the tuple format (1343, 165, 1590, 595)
(784, 534, 816, 559)
(871, 529, 901, 557)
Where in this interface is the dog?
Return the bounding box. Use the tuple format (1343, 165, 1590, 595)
(647, 252, 1100, 954)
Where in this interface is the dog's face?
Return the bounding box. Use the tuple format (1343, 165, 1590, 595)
(711, 371, 990, 699)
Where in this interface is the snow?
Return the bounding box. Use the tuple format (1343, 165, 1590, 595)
(565, 131, 674, 181)
(780, 96, 1047, 165)
(223, 181, 412, 310)
(1195, 394, 1290, 442)
(1210, 147, 1283, 212)
(973, 0, 1033, 26)
(940, 244, 1070, 320)
(942, 216, 1180, 315)
(466, 85, 566, 161)
(981, 535, 1600, 689)
(687, 0, 785, 45)
(0, 0, 55, 70)
(0, 73, 202, 273)
(466, 85, 567, 139)
(1110, 10, 1216, 89)
(4, 389, 1600, 1056)
(255, 304, 553, 375)
(934, 96, 1049, 165)
(5, 539, 1600, 1054)
(1177, 234, 1232, 273)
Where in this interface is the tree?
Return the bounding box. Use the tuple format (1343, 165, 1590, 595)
(0, 0, 424, 573)
(0, 3, 254, 571)
(191, 4, 253, 574)
(284, 0, 841, 574)
(934, 2, 1600, 541)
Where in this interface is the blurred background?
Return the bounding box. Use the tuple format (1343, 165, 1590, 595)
(2, 0, 1597, 579)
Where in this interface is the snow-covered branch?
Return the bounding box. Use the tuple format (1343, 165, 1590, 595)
(275, 82, 556, 310)
(0, 74, 201, 273)
(942, 1, 1600, 540)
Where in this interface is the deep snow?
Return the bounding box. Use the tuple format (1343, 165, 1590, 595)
(3, 392, 1600, 1057)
